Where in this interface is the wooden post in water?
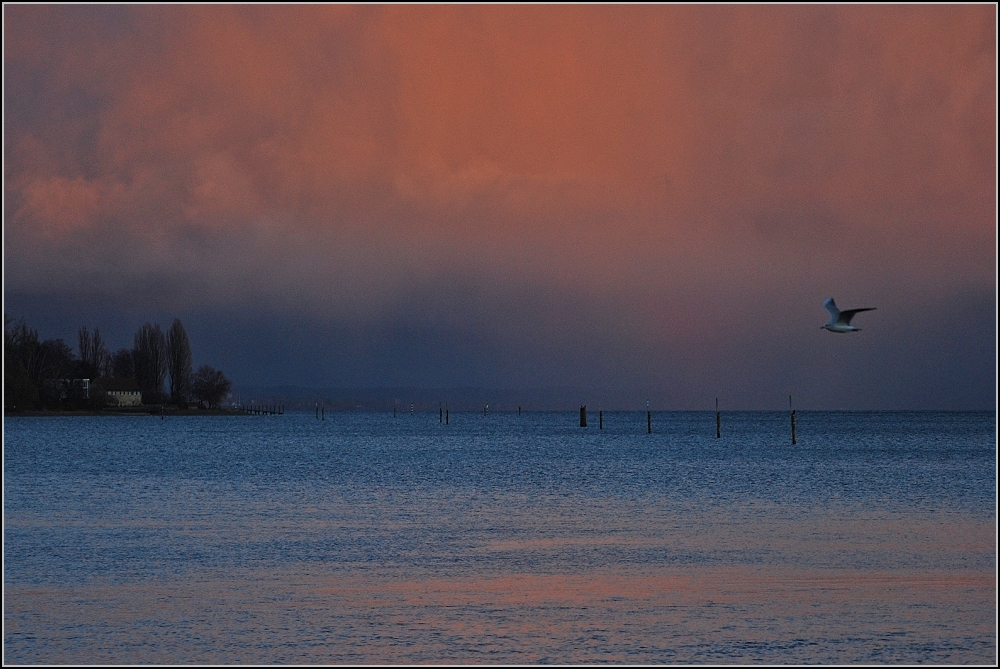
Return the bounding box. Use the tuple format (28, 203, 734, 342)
(790, 395, 796, 445)
(716, 398, 721, 438)
(322, 406, 325, 420)
(446, 408, 449, 425)
(599, 410, 603, 430)
(580, 405, 587, 427)
(315, 404, 319, 419)
(440, 402, 443, 423)
(647, 400, 651, 434)
(518, 406, 521, 416)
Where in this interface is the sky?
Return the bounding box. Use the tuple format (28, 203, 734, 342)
(3, 4, 996, 409)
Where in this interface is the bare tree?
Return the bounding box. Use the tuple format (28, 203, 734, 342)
(193, 365, 231, 409)
(78, 326, 110, 379)
(166, 318, 193, 405)
(78, 327, 91, 371)
(133, 323, 167, 403)
(5, 316, 41, 408)
(110, 347, 134, 379)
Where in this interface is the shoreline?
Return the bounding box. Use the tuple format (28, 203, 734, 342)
(4, 408, 245, 417)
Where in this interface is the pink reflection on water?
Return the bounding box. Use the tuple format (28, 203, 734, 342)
(6, 565, 994, 664)
(5, 504, 995, 663)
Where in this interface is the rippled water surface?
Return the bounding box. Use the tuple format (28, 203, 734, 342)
(4, 411, 996, 663)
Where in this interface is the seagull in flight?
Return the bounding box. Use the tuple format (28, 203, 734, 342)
(822, 298, 876, 333)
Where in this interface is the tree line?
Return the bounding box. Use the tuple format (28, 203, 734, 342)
(4, 316, 231, 411)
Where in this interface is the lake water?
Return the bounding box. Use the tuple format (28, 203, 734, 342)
(4, 410, 996, 664)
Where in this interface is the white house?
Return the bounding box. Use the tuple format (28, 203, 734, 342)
(95, 378, 143, 407)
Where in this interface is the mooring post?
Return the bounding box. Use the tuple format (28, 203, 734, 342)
(518, 406, 521, 416)
(647, 400, 651, 434)
(315, 404, 319, 419)
(599, 410, 603, 430)
(322, 406, 325, 421)
(716, 397, 721, 438)
(580, 405, 587, 427)
(440, 402, 443, 423)
(790, 395, 796, 445)
(446, 408, 449, 425)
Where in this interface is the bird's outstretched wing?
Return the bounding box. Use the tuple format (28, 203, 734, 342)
(823, 298, 840, 322)
(838, 307, 876, 326)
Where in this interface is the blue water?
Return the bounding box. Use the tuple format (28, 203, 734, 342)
(4, 411, 996, 663)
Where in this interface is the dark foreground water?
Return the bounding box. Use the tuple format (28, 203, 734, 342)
(4, 410, 996, 664)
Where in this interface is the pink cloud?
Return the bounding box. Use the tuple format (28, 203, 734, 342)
(4, 5, 994, 406)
